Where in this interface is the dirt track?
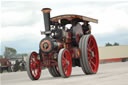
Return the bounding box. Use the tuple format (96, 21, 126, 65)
(1, 62, 128, 85)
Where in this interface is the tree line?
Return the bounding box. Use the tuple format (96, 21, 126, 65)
(105, 42, 119, 46)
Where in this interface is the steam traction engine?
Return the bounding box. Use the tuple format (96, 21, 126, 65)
(27, 8, 99, 80)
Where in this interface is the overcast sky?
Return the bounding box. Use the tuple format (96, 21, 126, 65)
(1, 0, 128, 55)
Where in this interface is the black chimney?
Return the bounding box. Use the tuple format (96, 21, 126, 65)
(41, 8, 51, 31)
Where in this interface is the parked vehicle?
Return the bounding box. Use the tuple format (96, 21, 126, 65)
(12, 59, 26, 72)
(0, 58, 12, 73)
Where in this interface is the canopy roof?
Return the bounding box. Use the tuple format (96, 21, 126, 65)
(50, 14, 98, 25)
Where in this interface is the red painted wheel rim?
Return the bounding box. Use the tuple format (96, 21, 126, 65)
(62, 50, 72, 77)
(87, 35, 99, 73)
(30, 52, 41, 79)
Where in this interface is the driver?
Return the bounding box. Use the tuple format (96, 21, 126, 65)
(82, 21, 91, 34)
(70, 20, 83, 36)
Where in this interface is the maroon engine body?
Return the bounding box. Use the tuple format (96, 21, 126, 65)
(27, 8, 99, 80)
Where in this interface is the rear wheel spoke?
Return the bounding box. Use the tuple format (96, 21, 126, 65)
(90, 43, 95, 50)
(90, 60, 96, 69)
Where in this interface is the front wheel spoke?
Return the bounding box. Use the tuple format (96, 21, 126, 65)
(63, 66, 66, 73)
(31, 54, 35, 59)
(62, 56, 66, 61)
(34, 56, 37, 61)
(65, 64, 68, 70)
(30, 63, 34, 69)
(31, 54, 34, 57)
(65, 66, 68, 73)
(63, 61, 68, 72)
(32, 69, 36, 76)
(62, 62, 67, 68)
(30, 57, 34, 62)
(62, 59, 66, 65)
(37, 68, 40, 73)
(36, 60, 40, 65)
(63, 53, 66, 58)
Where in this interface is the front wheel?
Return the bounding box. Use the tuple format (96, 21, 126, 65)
(27, 52, 41, 80)
(58, 48, 72, 78)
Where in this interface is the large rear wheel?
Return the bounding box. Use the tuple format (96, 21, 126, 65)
(27, 52, 41, 80)
(58, 48, 72, 78)
(79, 35, 99, 74)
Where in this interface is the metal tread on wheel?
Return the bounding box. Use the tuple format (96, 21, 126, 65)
(79, 34, 99, 74)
